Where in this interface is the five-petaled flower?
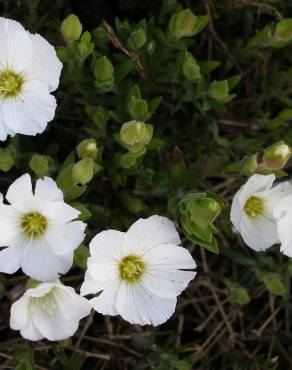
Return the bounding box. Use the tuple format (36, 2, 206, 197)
(0, 17, 62, 140)
(230, 174, 292, 251)
(0, 173, 86, 281)
(10, 280, 91, 341)
(81, 215, 196, 326)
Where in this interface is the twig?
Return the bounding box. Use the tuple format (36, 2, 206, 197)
(232, 0, 283, 20)
(204, 0, 244, 76)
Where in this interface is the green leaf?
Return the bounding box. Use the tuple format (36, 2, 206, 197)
(114, 59, 135, 83)
(260, 272, 285, 296)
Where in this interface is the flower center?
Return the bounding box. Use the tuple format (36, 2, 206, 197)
(119, 255, 146, 283)
(0, 70, 24, 98)
(21, 212, 48, 238)
(30, 291, 58, 316)
(244, 196, 264, 218)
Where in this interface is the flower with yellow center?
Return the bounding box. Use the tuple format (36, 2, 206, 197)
(0, 173, 86, 281)
(0, 17, 62, 141)
(231, 174, 292, 251)
(81, 216, 196, 326)
(10, 280, 91, 341)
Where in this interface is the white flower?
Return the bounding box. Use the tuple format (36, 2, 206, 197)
(230, 174, 292, 251)
(10, 280, 91, 341)
(81, 215, 196, 326)
(0, 17, 62, 140)
(0, 173, 86, 281)
(273, 194, 292, 257)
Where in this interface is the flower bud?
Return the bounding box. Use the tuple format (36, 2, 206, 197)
(72, 158, 94, 185)
(61, 14, 82, 43)
(0, 147, 14, 172)
(76, 139, 98, 159)
(173, 9, 198, 38)
(94, 56, 114, 82)
(128, 28, 147, 50)
(208, 80, 229, 102)
(128, 96, 149, 121)
(263, 141, 291, 170)
(182, 52, 201, 81)
(240, 153, 258, 175)
(29, 154, 50, 176)
(275, 19, 292, 42)
(120, 120, 153, 146)
(120, 153, 137, 168)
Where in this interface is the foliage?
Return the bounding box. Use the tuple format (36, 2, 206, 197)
(1, 0, 292, 369)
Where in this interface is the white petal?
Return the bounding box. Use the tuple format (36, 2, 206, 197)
(32, 301, 79, 341)
(10, 295, 29, 330)
(90, 280, 120, 316)
(81, 271, 106, 296)
(43, 202, 80, 223)
(87, 254, 119, 283)
(89, 230, 125, 259)
(0, 102, 13, 141)
(53, 287, 91, 322)
(230, 191, 241, 231)
(143, 243, 196, 270)
(21, 240, 73, 281)
(20, 321, 43, 341)
(45, 221, 86, 255)
(0, 245, 23, 274)
(6, 173, 33, 205)
(115, 282, 177, 326)
(124, 216, 181, 255)
(0, 205, 23, 245)
(0, 22, 33, 72)
(35, 177, 63, 202)
(239, 215, 278, 251)
(25, 33, 62, 92)
(238, 174, 275, 207)
(273, 194, 292, 256)
(141, 269, 195, 298)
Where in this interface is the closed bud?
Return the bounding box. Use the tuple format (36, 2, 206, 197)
(0, 147, 14, 172)
(120, 153, 137, 168)
(263, 141, 291, 169)
(128, 28, 147, 50)
(182, 52, 201, 81)
(208, 80, 229, 102)
(120, 120, 153, 146)
(61, 14, 82, 43)
(241, 153, 258, 175)
(275, 19, 292, 42)
(94, 56, 114, 82)
(72, 158, 94, 185)
(128, 96, 149, 121)
(29, 154, 50, 176)
(76, 139, 98, 159)
(174, 9, 197, 38)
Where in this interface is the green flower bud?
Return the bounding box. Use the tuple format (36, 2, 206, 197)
(120, 120, 153, 147)
(182, 52, 201, 81)
(175, 9, 197, 38)
(72, 158, 94, 185)
(208, 80, 229, 102)
(29, 154, 50, 177)
(120, 153, 137, 168)
(263, 141, 291, 170)
(241, 153, 258, 175)
(0, 147, 14, 172)
(128, 96, 149, 121)
(94, 56, 114, 82)
(128, 28, 147, 50)
(275, 19, 292, 42)
(61, 14, 83, 43)
(76, 139, 98, 159)
(93, 26, 109, 48)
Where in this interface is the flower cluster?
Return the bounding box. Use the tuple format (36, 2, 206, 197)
(231, 173, 292, 255)
(0, 16, 197, 342)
